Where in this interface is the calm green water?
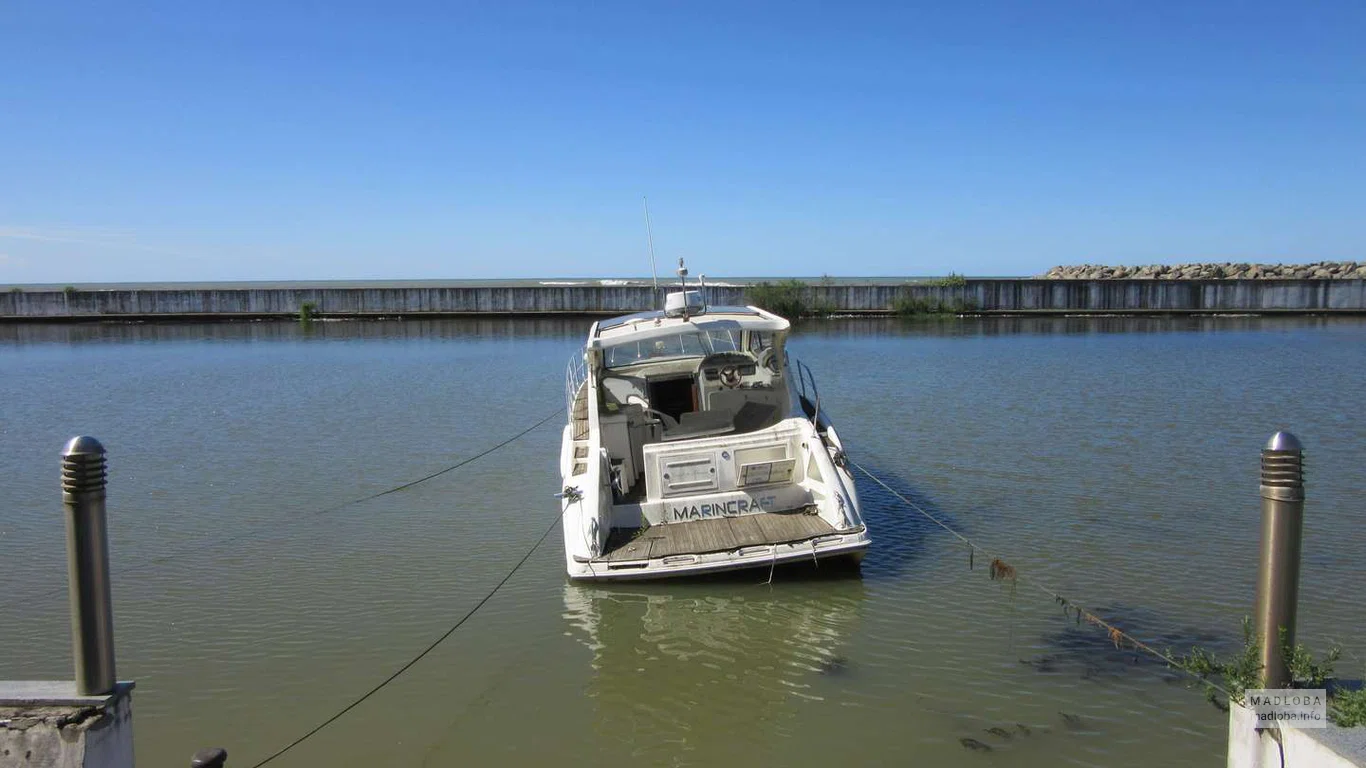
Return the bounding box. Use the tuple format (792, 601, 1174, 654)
(2, 316, 1364, 766)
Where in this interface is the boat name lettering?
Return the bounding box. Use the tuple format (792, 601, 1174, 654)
(669, 495, 777, 521)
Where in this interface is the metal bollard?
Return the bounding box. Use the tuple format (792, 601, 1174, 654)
(61, 435, 117, 696)
(1253, 430, 1305, 690)
(190, 747, 228, 767)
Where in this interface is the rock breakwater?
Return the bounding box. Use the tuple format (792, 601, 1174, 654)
(1040, 262, 1366, 280)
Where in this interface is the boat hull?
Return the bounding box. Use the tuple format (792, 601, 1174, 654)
(567, 529, 869, 581)
(558, 316, 871, 582)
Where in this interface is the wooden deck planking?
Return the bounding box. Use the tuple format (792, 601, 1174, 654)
(726, 514, 772, 548)
(595, 512, 835, 562)
(602, 534, 654, 561)
(571, 384, 590, 439)
(753, 512, 830, 543)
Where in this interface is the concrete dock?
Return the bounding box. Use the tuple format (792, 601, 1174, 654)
(0, 682, 135, 768)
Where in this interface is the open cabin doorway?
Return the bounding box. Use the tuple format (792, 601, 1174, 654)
(647, 376, 696, 422)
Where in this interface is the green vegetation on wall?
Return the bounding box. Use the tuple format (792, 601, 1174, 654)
(1169, 619, 1366, 727)
(924, 272, 968, 287)
(892, 297, 980, 316)
(745, 280, 813, 320)
(746, 278, 979, 319)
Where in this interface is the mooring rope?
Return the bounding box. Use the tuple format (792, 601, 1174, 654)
(314, 407, 565, 512)
(3, 407, 565, 610)
(247, 509, 565, 767)
(851, 459, 1241, 703)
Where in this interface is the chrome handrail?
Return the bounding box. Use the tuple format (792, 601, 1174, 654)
(565, 353, 587, 417)
(791, 356, 819, 402)
(788, 355, 823, 428)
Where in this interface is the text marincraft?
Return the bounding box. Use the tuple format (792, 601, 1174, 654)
(667, 494, 778, 522)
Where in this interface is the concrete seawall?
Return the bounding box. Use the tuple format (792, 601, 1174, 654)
(3, 279, 1365, 320)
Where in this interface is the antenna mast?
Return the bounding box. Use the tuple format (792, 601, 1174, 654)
(643, 196, 659, 292)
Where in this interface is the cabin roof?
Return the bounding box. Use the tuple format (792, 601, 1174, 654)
(590, 305, 789, 348)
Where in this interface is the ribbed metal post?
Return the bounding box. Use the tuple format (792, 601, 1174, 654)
(61, 435, 116, 696)
(1253, 430, 1305, 690)
(190, 748, 228, 767)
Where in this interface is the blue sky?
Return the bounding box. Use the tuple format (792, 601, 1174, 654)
(2, 1, 1362, 282)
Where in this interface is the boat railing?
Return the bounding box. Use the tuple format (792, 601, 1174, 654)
(565, 353, 588, 416)
(790, 354, 824, 427)
(791, 355, 819, 403)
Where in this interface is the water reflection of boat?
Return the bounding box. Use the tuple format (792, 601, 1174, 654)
(561, 577, 866, 759)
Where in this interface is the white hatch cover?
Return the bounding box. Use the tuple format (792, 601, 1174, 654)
(739, 459, 795, 487)
(661, 454, 718, 495)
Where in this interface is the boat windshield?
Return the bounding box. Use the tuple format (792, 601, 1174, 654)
(604, 329, 745, 369)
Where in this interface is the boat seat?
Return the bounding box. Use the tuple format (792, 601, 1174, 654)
(707, 389, 784, 432)
(731, 400, 780, 432)
(600, 375, 647, 407)
(663, 409, 735, 440)
(643, 408, 679, 430)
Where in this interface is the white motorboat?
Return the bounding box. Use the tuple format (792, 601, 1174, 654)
(558, 263, 870, 580)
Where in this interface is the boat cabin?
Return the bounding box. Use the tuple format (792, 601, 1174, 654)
(585, 300, 792, 504)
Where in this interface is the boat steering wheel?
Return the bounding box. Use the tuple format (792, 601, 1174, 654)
(701, 352, 750, 389)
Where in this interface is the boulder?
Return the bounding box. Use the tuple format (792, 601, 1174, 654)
(1039, 261, 1362, 279)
